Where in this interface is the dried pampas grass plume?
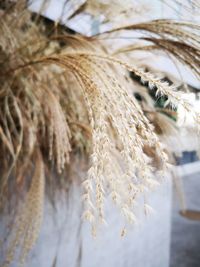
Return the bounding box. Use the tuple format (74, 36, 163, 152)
(43, 90, 71, 173)
(3, 151, 45, 267)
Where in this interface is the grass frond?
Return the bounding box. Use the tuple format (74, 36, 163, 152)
(0, 2, 200, 265)
(3, 151, 45, 267)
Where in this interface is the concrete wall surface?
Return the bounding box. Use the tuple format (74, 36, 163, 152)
(11, 177, 172, 267)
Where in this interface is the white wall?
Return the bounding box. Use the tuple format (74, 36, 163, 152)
(18, 177, 172, 267)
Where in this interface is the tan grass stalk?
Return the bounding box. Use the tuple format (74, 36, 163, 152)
(3, 150, 45, 267)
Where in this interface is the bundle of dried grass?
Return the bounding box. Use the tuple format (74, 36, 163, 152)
(100, 19, 200, 77)
(0, 1, 200, 265)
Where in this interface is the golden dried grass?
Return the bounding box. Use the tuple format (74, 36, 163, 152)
(0, 1, 200, 265)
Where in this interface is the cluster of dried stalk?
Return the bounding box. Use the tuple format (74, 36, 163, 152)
(0, 1, 200, 266)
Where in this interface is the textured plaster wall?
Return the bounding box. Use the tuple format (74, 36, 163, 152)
(20, 177, 172, 267)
